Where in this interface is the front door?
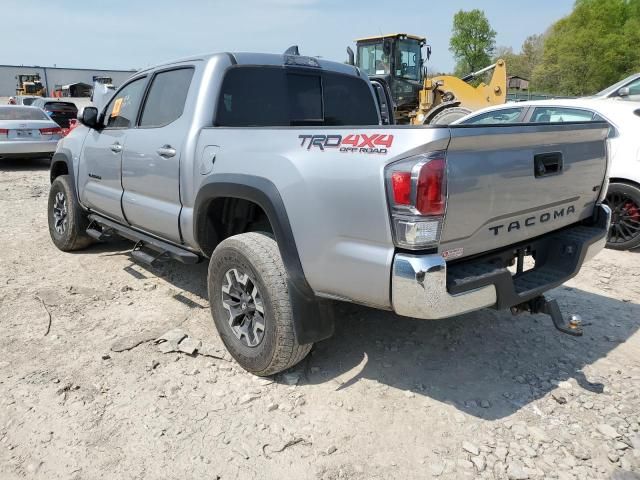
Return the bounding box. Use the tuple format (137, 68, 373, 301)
(77, 76, 148, 222)
(121, 67, 194, 243)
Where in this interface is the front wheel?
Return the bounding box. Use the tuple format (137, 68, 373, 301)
(603, 182, 640, 250)
(47, 175, 93, 251)
(207, 232, 312, 376)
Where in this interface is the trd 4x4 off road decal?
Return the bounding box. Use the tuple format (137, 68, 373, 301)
(298, 134, 394, 154)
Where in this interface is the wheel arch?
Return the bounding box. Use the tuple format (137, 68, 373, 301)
(608, 177, 640, 191)
(194, 174, 334, 344)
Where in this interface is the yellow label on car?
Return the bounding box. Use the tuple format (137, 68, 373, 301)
(111, 97, 123, 118)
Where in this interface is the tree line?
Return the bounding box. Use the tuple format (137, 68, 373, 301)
(449, 0, 640, 96)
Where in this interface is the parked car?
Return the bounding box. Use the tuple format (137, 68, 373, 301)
(30, 98, 78, 133)
(454, 99, 640, 250)
(48, 52, 610, 375)
(590, 73, 640, 101)
(14, 95, 39, 106)
(0, 106, 63, 160)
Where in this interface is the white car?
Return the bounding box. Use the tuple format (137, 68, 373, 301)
(589, 73, 640, 102)
(455, 99, 640, 250)
(0, 106, 63, 161)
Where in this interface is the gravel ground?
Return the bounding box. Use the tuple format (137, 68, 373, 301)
(1, 159, 639, 480)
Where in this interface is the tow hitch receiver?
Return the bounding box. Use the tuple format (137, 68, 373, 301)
(511, 296, 583, 336)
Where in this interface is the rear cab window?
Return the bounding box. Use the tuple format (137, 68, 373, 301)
(215, 66, 379, 127)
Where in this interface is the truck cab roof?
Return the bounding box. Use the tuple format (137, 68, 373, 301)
(137, 52, 362, 78)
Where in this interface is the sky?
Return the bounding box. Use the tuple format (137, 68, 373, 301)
(5, 0, 575, 73)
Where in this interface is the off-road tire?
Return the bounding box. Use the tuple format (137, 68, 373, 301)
(48, 175, 93, 251)
(604, 182, 640, 250)
(428, 106, 472, 125)
(208, 232, 312, 376)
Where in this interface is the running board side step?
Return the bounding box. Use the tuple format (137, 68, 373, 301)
(87, 214, 200, 265)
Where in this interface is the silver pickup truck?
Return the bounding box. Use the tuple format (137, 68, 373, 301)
(48, 52, 611, 376)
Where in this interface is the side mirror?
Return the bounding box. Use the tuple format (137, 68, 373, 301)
(618, 86, 630, 97)
(78, 106, 100, 129)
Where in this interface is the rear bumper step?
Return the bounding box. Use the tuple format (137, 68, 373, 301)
(391, 204, 610, 320)
(87, 214, 200, 265)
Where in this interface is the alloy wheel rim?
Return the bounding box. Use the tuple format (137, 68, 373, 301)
(52, 191, 68, 235)
(604, 192, 640, 244)
(221, 268, 265, 347)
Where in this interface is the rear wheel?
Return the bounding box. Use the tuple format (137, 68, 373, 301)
(47, 175, 93, 251)
(208, 232, 312, 376)
(428, 106, 472, 125)
(603, 182, 640, 250)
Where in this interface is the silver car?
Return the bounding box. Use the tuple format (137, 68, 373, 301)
(0, 106, 63, 160)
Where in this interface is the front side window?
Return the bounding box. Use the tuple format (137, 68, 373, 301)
(461, 107, 524, 125)
(625, 78, 640, 95)
(396, 39, 421, 81)
(357, 43, 389, 76)
(215, 67, 379, 127)
(103, 77, 146, 129)
(530, 107, 595, 123)
(140, 68, 194, 127)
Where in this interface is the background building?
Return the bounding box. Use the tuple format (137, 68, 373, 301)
(0, 64, 136, 96)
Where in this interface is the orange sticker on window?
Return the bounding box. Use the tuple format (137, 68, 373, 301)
(111, 97, 123, 118)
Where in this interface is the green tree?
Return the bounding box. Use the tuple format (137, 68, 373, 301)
(533, 0, 640, 95)
(449, 9, 497, 76)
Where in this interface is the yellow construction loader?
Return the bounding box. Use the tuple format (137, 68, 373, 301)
(16, 74, 46, 97)
(347, 33, 506, 124)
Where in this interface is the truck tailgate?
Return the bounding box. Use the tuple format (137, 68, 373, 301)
(439, 122, 609, 259)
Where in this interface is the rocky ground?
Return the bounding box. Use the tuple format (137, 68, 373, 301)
(1, 158, 639, 480)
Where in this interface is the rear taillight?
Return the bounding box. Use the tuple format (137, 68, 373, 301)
(40, 127, 62, 136)
(385, 152, 447, 249)
(0, 128, 8, 136)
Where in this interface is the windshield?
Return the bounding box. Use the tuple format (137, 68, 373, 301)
(595, 73, 640, 96)
(0, 107, 49, 120)
(395, 39, 422, 81)
(357, 42, 389, 76)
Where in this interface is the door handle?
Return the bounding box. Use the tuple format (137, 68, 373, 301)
(110, 142, 122, 153)
(157, 145, 176, 158)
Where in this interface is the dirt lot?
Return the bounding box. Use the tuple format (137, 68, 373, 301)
(1, 159, 639, 480)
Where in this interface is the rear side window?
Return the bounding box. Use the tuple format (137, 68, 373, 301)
(0, 107, 49, 120)
(22, 98, 36, 106)
(323, 73, 379, 125)
(140, 68, 194, 127)
(103, 77, 146, 129)
(460, 107, 524, 125)
(530, 107, 595, 123)
(216, 66, 378, 127)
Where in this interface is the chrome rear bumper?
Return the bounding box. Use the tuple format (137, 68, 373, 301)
(391, 204, 611, 320)
(392, 254, 497, 319)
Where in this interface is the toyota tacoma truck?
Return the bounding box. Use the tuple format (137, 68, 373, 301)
(47, 51, 611, 376)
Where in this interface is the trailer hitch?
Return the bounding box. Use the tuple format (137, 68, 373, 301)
(511, 296, 583, 336)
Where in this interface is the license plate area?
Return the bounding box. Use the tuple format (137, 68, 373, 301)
(14, 129, 36, 138)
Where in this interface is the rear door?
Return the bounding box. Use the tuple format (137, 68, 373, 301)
(439, 122, 609, 259)
(77, 77, 147, 222)
(121, 67, 194, 243)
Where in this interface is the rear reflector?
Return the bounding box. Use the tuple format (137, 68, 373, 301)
(40, 127, 62, 135)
